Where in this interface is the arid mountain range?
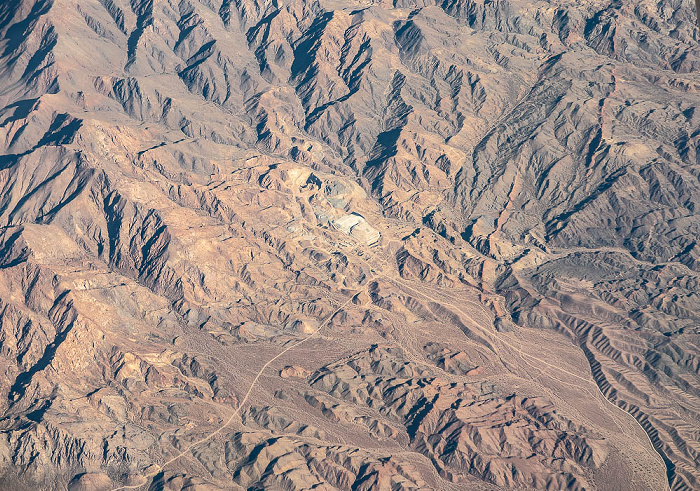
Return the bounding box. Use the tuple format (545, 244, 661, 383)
(0, 0, 699, 489)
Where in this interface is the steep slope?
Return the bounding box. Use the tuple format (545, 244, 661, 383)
(0, 0, 698, 489)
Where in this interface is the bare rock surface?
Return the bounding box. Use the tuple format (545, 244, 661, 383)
(0, 0, 698, 489)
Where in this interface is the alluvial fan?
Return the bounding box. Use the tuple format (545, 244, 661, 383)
(0, 0, 698, 489)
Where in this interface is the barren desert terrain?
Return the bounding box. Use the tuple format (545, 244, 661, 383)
(0, 0, 699, 489)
